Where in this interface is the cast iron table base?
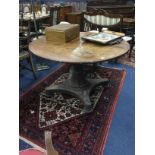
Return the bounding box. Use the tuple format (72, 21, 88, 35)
(45, 64, 109, 113)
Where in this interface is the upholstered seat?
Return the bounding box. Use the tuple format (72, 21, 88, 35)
(84, 14, 121, 26)
(83, 10, 123, 32)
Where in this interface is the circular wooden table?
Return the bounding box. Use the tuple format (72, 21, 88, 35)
(29, 32, 130, 113)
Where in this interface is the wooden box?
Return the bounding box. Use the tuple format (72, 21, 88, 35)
(45, 24, 80, 43)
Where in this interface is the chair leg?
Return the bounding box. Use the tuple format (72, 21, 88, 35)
(45, 131, 59, 155)
(29, 54, 37, 79)
(129, 46, 133, 58)
(128, 39, 135, 58)
(129, 45, 135, 58)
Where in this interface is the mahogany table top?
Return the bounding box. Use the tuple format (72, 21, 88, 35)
(29, 32, 130, 64)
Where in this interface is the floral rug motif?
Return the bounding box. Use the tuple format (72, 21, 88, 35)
(19, 64, 126, 155)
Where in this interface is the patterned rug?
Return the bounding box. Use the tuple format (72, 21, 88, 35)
(20, 63, 126, 155)
(39, 71, 104, 128)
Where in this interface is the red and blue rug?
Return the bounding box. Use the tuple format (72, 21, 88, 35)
(19, 63, 126, 155)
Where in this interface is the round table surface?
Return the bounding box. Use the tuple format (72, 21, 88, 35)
(29, 32, 130, 64)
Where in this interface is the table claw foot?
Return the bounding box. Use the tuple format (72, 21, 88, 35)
(80, 96, 93, 113)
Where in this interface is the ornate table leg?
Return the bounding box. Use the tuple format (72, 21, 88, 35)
(45, 64, 109, 113)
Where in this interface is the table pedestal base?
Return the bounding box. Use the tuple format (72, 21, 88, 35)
(45, 64, 109, 113)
